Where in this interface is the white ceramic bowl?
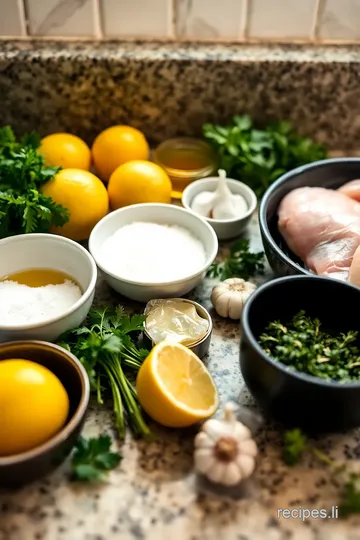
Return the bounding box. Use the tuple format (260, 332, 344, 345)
(89, 203, 218, 302)
(182, 177, 257, 240)
(0, 234, 97, 342)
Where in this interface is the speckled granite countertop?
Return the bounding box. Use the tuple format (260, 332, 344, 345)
(1, 215, 360, 540)
(1, 41, 360, 150)
(1, 39, 360, 539)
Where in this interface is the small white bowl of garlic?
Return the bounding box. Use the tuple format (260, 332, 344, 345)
(182, 169, 257, 240)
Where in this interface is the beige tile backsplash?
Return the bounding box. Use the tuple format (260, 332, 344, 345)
(318, 0, 360, 40)
(176, 0, 246, 40)
(1, 0, 360, 42)
(101, 0, 172, 38)
(0, 0, 27, 36)
(25, 0, 97, 37)
(248, 0, 317, 39)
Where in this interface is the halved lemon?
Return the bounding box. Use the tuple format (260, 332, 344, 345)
(136, 341, 219, 428)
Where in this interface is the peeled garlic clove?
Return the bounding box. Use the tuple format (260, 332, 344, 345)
(191, 191, 216, 217)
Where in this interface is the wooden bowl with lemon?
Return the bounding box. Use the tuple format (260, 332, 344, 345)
(0, 341, 89, 488)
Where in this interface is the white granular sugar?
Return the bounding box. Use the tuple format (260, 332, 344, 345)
(0, 280, 82, 325)
(101, 222, 207, 283)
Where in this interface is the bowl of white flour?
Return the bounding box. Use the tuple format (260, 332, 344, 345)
(89, 203, 218, 302)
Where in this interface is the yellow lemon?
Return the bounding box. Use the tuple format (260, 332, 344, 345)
(39, 133, 91, 170)
(91, 125, 150, 181)
(136, 342, 219, 428)
(0, 359, 69, 456)
(107, 160, 172, 210)
(41, 168, 109, 241)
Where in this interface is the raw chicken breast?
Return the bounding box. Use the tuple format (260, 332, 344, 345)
(278, 186, 360, 281)
(338, 179, 360, 202)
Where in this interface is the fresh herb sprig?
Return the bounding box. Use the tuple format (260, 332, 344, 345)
(283, 429, 360, 517)
(71, 434, 121, 482)
(203, 115, 327, 198)
(207, 238, 265, 281)
(282, 428, 308, 466)
(0, 126, 69, 237)
(58, 306, 151, 439)
(259, 310, 360, 382)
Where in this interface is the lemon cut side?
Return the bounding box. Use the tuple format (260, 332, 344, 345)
(136, 341, 219, 428)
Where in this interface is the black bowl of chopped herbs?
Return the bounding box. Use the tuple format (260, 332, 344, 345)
(258, 157, 360, 278)
(240, 275, 360, 433)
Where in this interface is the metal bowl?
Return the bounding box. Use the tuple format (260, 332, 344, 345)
(143, 298, 212, 358)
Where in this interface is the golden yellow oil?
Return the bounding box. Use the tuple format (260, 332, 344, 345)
(0, 268, 79, 288)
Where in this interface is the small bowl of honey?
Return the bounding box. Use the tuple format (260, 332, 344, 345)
(154, 138, 218, 200)
(0, 233, 97, 342)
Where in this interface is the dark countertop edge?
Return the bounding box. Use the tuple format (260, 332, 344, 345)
(1, 39, 360, 64)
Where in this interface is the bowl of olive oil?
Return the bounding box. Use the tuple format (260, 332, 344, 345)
(0, 233, 97, 342)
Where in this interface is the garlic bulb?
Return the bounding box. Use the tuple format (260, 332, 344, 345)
(190, 169, 248, 220)
(211, 170, 248, 220)
(194, 403, 258, 486)
(211, 278, 256, 320)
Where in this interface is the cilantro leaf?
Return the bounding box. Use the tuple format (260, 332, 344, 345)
(0, 125, 69, 237)
(71, 435, 122, 482)
(102, 333, 122, 353)
(116, 314, 146, 334)
(203, 116, 327, 197)
(207, 238, 265, 280)
(57, 305, 151, 439)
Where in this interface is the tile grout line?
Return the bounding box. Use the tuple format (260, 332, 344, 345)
(17, 0, 28, 36)
(239, 0, 250, 40)
(92, 0, 103, 40)
(310, 0, 323, 41)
